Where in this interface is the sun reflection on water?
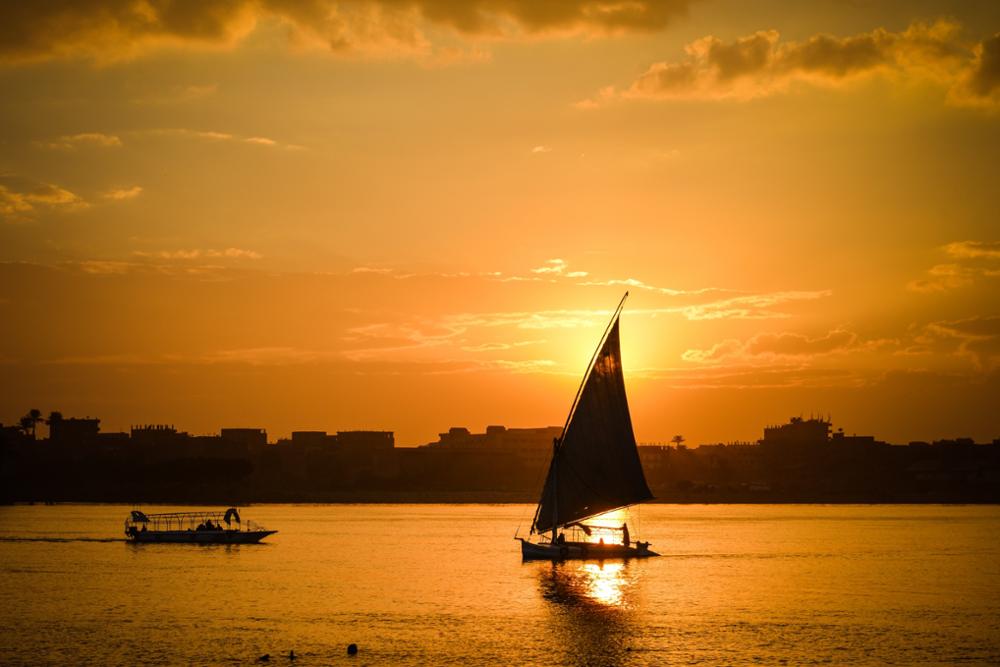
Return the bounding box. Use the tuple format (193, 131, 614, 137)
(539, 560, 634, 610)
(581, 562, 626, 606)
(538, 560, 637, 666)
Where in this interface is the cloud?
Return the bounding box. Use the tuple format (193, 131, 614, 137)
(201, 346, 327, 365)
(133, 248, 262, 260)
(956, 33, 1000, 107)
(0, 0, 694, 64)
(344, 262, 743, 297)
(531, 258, 567, 274)
(70, 259, 253, 280)
(343, 288, 831, 367)
(635, 364, 865, 389)
(76, 260, 137, 275)
(908, 240, 1000, 292)
(531, 145, 552, 153)
(103, 186, 143, 200)
(529, 258, 588, 277)
(342, 321, 462, 362)
(674, 290, 831, 320)
(41, 132, 122, 150)
(461, 339, 544, 352)
(482, 358, 556, 373)
(576, 276, 726, 297)
(682, 328, 872, 363)
(922, 315, 1000, 371)
(0, 180, 86, 221)
(584, 20, 1000, 108)
(147, 128, 303, 149)
(908, 263, 978, 293)
(944, 240, 1000, 260)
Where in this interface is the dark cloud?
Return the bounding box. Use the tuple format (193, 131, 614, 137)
(0, 0, 693, 63)
(965, 32, 1000, 96)
(702, 30, 778, 80)
(588, 20, 1000, 107)
(924, 315, 1000, 371)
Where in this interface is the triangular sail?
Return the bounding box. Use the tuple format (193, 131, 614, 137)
(532, 308, 653, 535)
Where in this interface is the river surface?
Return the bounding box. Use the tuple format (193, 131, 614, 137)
(1, 504, 998, 666)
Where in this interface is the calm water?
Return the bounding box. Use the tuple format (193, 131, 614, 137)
(1, 504, 998, 666)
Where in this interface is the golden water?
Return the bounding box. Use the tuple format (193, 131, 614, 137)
(1, 504, 998, 665)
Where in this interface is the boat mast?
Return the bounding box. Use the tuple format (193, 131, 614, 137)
(551, 437, 558, 544)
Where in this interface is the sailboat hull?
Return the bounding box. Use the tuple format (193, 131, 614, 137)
(519, 538, 658, 561)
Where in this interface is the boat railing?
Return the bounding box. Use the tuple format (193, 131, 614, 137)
(124, 509, 265, 534)
(549, 522, 630, 546)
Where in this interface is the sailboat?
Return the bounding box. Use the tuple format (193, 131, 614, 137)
(518, 292, 658, 560)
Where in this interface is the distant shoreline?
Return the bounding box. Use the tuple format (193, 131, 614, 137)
(6, 495, 999, 506)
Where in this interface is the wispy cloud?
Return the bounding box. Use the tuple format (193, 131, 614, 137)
(531, 258, 568, 274)
(351, 266, 393, 274)
(344, 262, 742, 298)
(673, 290, 831, 320)
(103, 186, 143, 201)
(944, 240, 1000, 260)
(40, 132, 122, 150)
(201, 347, 329, 365)
(76, 261, 140, 275)
(577, 276, 728, 297)
(146, 128, 305, 150)
(530, 258, 588, 278)
(461, 340, 545, 352)
(908, 240, 1000, 293)
(342, 322, 462, 362)
(631, 364, 867, 389)
(341, 289, 831, 368)
(682, 328, 881, 363)
(133, 248, 262, 260)
(921, 315, 1000, 371)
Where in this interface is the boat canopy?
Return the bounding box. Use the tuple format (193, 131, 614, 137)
(532, 302, 653, 535)
(125, 508, 247, 530)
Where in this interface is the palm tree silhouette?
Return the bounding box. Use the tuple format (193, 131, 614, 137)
(19, 408, 43, 439)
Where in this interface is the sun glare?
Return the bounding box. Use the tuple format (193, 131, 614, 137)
(580, 508, 630, 544)
(581, 562, 627, 606)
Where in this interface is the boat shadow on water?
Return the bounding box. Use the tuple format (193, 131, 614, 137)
(537, 561, 640, 666)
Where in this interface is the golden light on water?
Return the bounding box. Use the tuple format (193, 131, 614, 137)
(580, 562, 627, 607)
(540, 560, 633, 610)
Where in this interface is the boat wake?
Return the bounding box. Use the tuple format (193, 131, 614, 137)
(0, 536, 124, 543)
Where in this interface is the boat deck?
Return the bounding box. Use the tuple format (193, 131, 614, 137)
(129, 529, 277, 544)
(519, 538, 658, 561)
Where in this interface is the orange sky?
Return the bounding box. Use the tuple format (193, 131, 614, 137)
(1, 1, 998, 445)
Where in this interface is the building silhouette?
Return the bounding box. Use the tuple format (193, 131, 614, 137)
(0, 412, 997, 504)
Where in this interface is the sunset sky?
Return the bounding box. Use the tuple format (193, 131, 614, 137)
(1, 0, 998, 446)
